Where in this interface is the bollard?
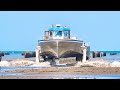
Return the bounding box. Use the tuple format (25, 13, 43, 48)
(24, 51, 36, 58)
(93, 51, 100, 58)
(0, 51, 4, 56)
(24, 52, 32, 58)
(101, 52, 106, 57)
(110, 52, 117, 55)
(0, 56, 1, 62)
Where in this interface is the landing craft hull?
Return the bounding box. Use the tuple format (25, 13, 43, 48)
(38, 40, 90, 61)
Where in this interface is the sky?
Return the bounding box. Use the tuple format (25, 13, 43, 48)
(0, 11, 120, 51)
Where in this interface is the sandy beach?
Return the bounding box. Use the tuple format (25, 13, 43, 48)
(2, 66, 120, 74)
(0, 58, 120, 79)
(1, 67, 120, 79)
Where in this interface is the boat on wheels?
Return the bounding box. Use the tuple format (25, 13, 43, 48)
(36, 24, 90, 65)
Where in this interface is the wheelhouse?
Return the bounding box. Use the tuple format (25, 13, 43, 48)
(44, 24, 70, 40)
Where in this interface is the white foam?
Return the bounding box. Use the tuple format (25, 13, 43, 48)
(111, 61, 120, 67)
(28, 62, 51, 67)
(0, 61, 9, 66)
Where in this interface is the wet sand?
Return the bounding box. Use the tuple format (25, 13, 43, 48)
(1, 66, 120, 79)
(3, 66, 120, 74)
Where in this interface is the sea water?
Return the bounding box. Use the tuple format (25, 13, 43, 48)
(1, 51, 24, 60)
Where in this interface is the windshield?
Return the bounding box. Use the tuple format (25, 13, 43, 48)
(55, 31, 62, 37)
(64, 31, 68, 36)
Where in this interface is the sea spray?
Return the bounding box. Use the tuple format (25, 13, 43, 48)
(9, 59, 35, 67)
(0, 59, 35, 67)
(75, 59, 111, 67)
(28, 61, 51, 67)
(0, 61, 9, 66)
(111, 61, 120, 67)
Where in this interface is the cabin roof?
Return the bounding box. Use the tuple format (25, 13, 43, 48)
(48, 27, 70, 31)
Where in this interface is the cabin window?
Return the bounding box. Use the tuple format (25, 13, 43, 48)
(55, 31, 62, 37)
(45, 31, 49, 39)
(45, 31, 49, 36)
(64, 31, 68, 36)
(50, 31, 53, 37)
